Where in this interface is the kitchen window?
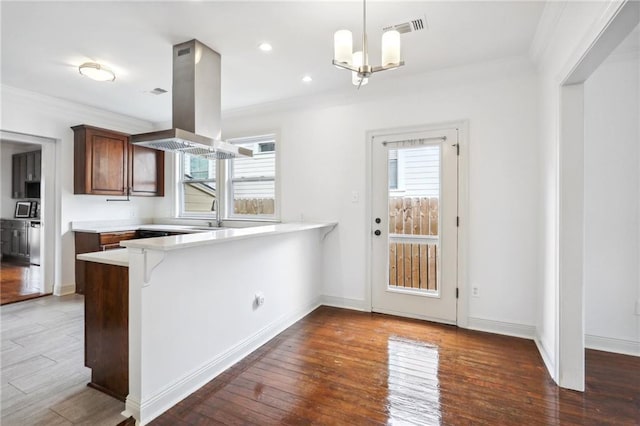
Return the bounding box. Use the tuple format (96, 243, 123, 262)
(227, 134, 277, 219)
(178, 134, 277, 220)
(179, 153, 217, 217)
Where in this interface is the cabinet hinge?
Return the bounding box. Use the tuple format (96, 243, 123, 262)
(456, 288, 459, 299)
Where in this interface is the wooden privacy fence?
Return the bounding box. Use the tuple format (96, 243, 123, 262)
(388, 197, 439, 291)
(234, 198, 275, 215)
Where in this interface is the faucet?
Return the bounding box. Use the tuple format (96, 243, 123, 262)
(210, 199, 223, 228)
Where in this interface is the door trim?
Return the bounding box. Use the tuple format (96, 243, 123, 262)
(1, 130, 60, 295)
(365, 120, 469, 327)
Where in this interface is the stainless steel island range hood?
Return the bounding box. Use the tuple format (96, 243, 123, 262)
(131, 39, 252, 159)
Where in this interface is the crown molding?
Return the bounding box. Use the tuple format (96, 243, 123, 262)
(529, 1, 568, 68)
(1, 84, 154, 133)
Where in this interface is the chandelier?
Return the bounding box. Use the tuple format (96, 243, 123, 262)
(332, 0, 404, 88)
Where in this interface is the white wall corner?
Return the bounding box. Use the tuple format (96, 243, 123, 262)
(585, 335, 640, 357)
(321, 295, 370, 312)
(466, 317, 536, 340)
(529, 1, 568, 67)
(535, 332, 557, 381)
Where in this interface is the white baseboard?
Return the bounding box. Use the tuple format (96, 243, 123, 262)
(123, 397, 140, 425)
(138, 297, 322, 425)
(535, 334, 557, 383)
(54, 283, 75, 296)
(466, 317, 536, 339)
(585, 334, 640, 357)
(321, 295, 369, 312)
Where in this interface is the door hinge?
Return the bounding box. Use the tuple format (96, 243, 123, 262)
(454, 143, 460, 156)
(456, 288, 459, 299)
(456, 216, 460, 227)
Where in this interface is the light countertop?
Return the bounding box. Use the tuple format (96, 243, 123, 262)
(121, 222, 336, 252)
(77, 248, 129, 267)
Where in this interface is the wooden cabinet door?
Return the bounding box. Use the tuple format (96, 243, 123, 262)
(1, 229, 11, 255)
(12, 154, 26, 198)
(33, 151, 41, 181)
(129, 144, 165, 196)
(89, 131, 128, 194)
(25, 152, 36, 181)
(73, 125, 129, 195)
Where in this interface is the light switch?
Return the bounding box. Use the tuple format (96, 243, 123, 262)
(351, 190, 359, 203)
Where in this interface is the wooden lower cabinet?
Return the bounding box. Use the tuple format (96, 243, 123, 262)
(74, 231, 136, 294)
(84, 261, 128, 401)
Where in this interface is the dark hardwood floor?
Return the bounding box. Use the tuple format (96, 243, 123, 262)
(0, 260, 49, 305)
(151, 307, 640, 425)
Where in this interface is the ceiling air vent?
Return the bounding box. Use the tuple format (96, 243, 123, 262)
(149, 87, 168, 95)
(383, 16, 428, 34)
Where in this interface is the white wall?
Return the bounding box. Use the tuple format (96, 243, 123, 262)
(584, 51, 640, 352)
(0, 85, 163, 292)
(126, 228, 325, 424)
(220, 56, 540, 329)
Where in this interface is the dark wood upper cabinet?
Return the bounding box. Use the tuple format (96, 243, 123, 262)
(12, 150, 42, 198)
(73, 125, 129, 195)
(72, 124, 164, 196)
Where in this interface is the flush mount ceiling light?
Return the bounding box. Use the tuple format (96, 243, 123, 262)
(78, 62, 116, 82)
(333, 0, 404, 88)
(258, 42, 273, 52)
(302, 75, 313, 83)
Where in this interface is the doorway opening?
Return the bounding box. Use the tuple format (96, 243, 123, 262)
(557, 1, 639, 391)
(0, 130, 58, 303)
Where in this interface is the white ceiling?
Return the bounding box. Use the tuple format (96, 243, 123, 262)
(1, 1, 545, 123)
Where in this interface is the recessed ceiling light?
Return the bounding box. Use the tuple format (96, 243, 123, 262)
(302, 75, 313, 83)
(258, 42, 273, 52)
(78, 62, 116, 82)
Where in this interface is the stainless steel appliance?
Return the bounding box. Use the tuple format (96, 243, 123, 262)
(29, 221, 41, 265)
(130, 39, 252, 159)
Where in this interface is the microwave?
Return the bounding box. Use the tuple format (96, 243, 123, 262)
(14, 201, 37, 218)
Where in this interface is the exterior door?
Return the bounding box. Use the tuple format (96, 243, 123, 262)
(371, 127, 459, 324)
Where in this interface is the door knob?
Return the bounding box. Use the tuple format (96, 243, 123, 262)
(375, 218, 381, 224)
(374, 230, 381, 236)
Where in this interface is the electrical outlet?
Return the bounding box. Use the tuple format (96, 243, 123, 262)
(472, 286, 480, 298)
(351, 190, 360, 203)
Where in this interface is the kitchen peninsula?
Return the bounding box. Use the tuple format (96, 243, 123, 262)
(78, 222, 335, 425)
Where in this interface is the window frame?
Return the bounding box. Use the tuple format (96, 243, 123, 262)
(177, 153, 218, 219)
(176, 133, 279, 222)
(226, 134, 279, 221)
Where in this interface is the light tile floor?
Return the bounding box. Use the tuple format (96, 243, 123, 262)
(1, 295, 127, 425)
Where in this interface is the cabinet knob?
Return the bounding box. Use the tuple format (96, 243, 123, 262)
(374, 230, 381, 236)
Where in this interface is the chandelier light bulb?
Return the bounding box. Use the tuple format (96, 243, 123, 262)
(351, 51, 368, 86)
(334, 30, 353, 64)
(381, 30, 401, 67)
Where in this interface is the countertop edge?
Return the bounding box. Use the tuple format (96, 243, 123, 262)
(77, 249, 129, 267)
(120, 222, 337, 252)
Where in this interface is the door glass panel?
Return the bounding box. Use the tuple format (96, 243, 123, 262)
(388, 146, 440, 293)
